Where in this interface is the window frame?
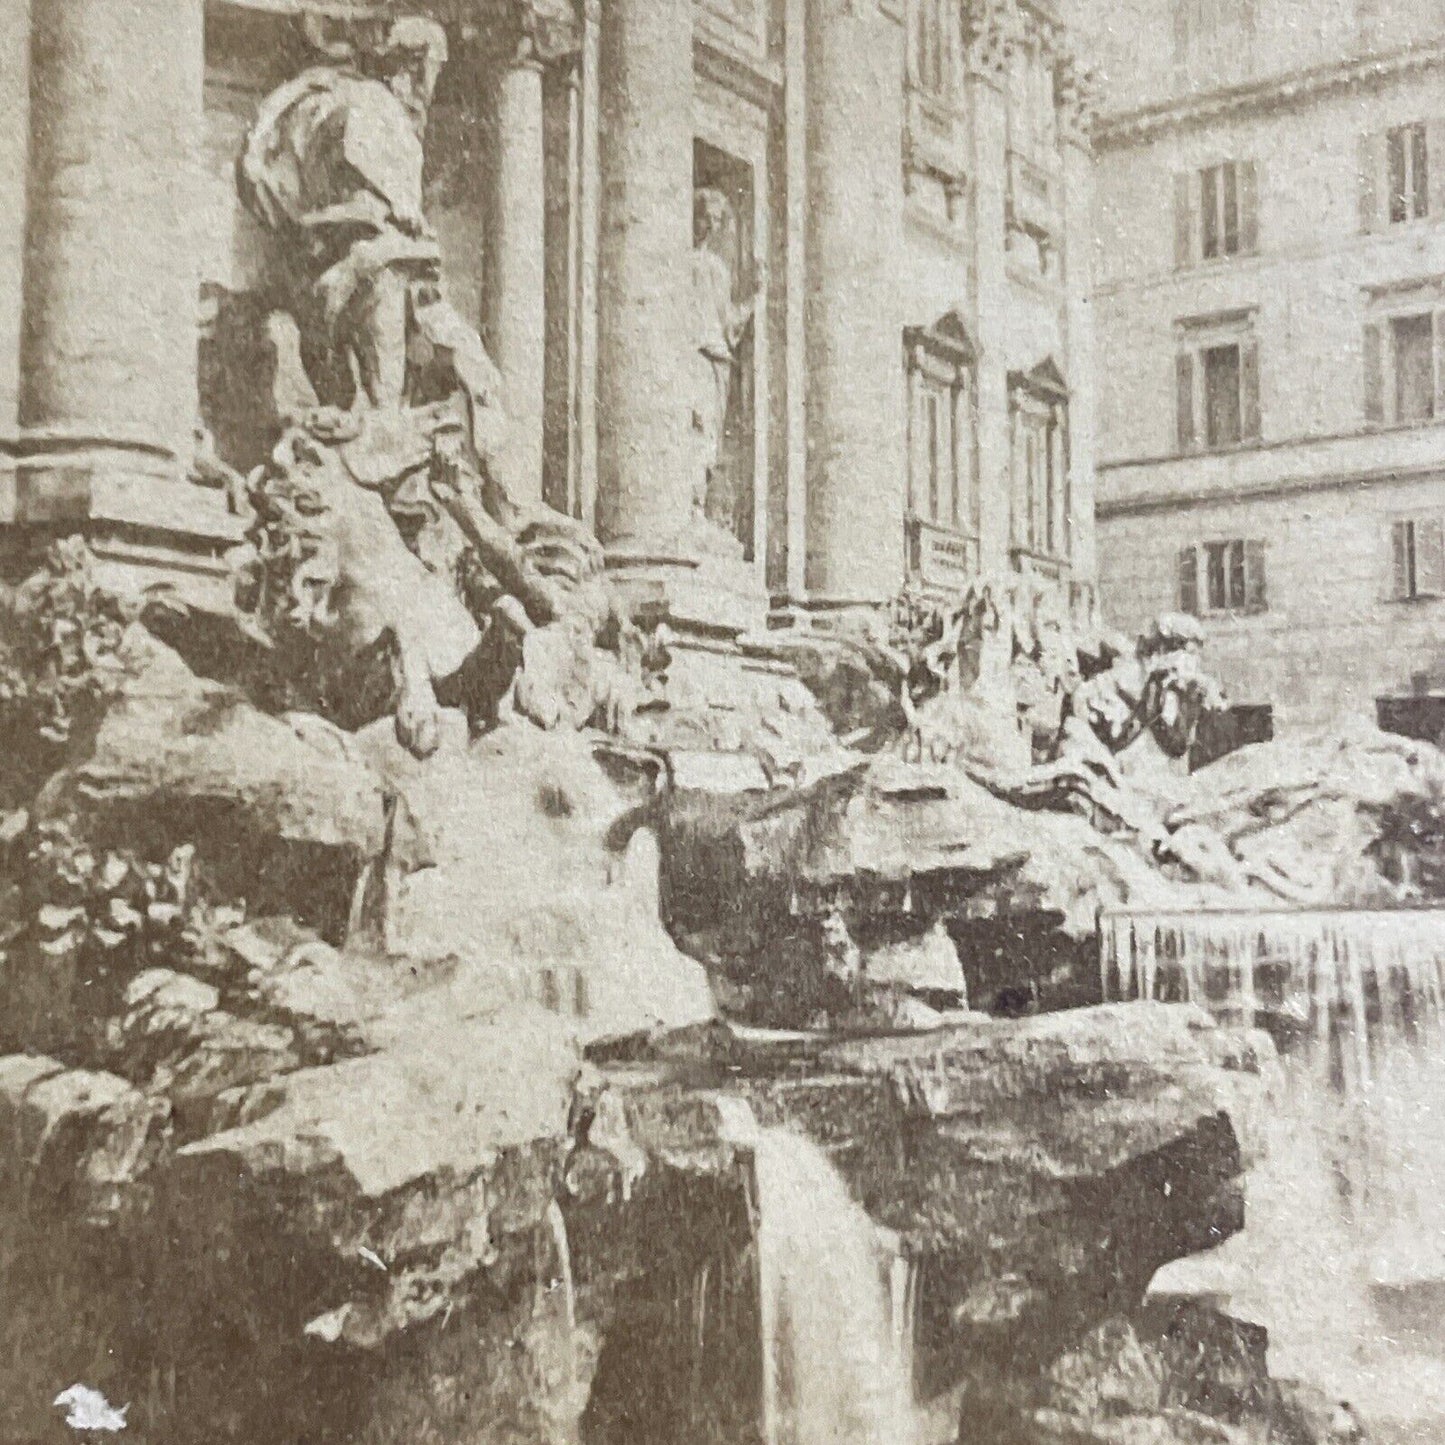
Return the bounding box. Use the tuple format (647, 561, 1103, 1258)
(1389, 515, 1445, 602)
(905, 314, 980, 584)
(1386, 122, 1430, 226)
(1008, 360, 1071, 566)
(1361, 122, 1444, 233)
(1178, 538, 1267, 617)
(1174, 309, 1261, 454)
(1174, 159, 1259, 269)
(1362, 285, 1445, 429)
(906, 0, 961, 107)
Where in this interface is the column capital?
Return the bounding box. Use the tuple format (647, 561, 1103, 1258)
(963, 0, 1025, 85)
(1054, 49, 1103, 152)
(475, 0, 582, 69)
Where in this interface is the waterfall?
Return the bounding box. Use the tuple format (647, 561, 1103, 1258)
(1102, 907, 1445, 1431)
(717, 1099, 918, 1445)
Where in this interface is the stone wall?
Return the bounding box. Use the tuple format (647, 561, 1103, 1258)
(1092, 41, 1445, 730)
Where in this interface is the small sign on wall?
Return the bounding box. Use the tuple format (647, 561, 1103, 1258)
(909, 516, 979, 590)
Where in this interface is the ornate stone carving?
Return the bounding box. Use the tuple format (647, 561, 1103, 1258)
(237, 17, 451, 412)
(475, 0, 583, 68)
(1054, 49, 1103, 150)
(230, 13, 654, 758)
(962, 0, 1024, 83)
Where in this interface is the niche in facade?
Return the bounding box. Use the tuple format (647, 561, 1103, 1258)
(693, 137, 758, 560)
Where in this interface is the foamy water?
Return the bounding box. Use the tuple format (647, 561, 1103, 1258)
(1105, 910, 1445, 1440)
(718, 1100, 917, 1445)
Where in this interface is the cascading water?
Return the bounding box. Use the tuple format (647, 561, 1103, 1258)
(716, 1099, 918, 1445)
(1102, 909, 1445, 1441)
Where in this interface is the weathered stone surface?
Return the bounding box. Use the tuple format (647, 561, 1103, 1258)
(361, 721, 715, 1043)
(0, 1054, 169, 1220)
(36, 629, 427, 933)
(589, 1003, 1270, 1408)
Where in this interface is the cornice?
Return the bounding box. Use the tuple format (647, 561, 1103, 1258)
(1095, 36, 1445, 149)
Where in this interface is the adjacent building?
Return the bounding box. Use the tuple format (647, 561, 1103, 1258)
(0, 0, 1100, 715)
(1088, 0, 1445, 740)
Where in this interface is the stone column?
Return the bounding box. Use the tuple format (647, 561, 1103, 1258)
(1058, 53, 1100, 592)
(0, 0, 30, 436)
(964, 0, 1023, 702)
(801, 0, 908, 609)
(573, 0, 602, 529)
(484, 18, 551, 507)
(17, 0, 204, 523)
(594, 0, 694, 559)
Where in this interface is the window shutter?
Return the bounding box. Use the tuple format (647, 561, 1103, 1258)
(1359, 132, 1382, 233)
(1435, 310, 1445, 419)
(1244, 540, 1267, 613)
(1174, 172, 1194, 268)
(1227, 540, 1247, 610)
(1418, 515, 1445, 596)
(1178, 545, 1199, 615)
(1239, 159, 1260, 254)
(1363, 321, 1385, 424)
(1239, 339, 1261, 440)
(1391, 520, 1413, 600)
(1429, 120, 1445, 217)
(1176, 351, 1196, 450)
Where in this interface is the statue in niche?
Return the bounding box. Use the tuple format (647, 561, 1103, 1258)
(690, 187, 759, 557)
(227, 14, 662, 760)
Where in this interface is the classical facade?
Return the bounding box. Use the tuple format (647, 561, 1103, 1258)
(0, 0, 1098, 697)
(1088, 0, 1445, 738)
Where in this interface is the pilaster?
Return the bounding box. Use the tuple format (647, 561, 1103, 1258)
(479, 1, 583, 508)
(800, 0, 908, 610)
(963, 0, 1022, 693)
(594, 0, 696, 576)
(1057, 50, 1101, 590)
(12, 0, 239, 600)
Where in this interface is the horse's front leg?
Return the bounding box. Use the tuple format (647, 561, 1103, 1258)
(390, 618, 443, 760)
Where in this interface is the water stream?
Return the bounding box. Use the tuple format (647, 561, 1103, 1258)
(1102, 909, 1445, 1442)
(717, 1099, 918, 1445)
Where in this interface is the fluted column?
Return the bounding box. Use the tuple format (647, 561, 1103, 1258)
(17, 0, 204, 520)
(594, 0, 694, 559)
(964, 0, 1022, 699)
(1058, 53, 1100, 589)
(486, 51, 549, 506)
(483, 1, 582, 508)
(802, 0, 908, 607)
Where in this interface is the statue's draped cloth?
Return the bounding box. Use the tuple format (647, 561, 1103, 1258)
(239, 67, 439, 337)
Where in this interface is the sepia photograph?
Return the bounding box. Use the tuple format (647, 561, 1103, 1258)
(0, 0, 1443, 1442)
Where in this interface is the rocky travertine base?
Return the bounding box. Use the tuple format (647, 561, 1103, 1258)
(0, 998, 1271, 1445)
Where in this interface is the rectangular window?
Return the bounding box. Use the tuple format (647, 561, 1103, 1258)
(906, 324, 980, 588)
(1391, 516, 1445, 600)
(922, 383, 954, 525)
(1175, 161, 1259, 267)
(1010, 400, 1069, 560)
(908, 0, 957, 101)
(1200, 163, 1241, 259)
(1177, 322, 1260, 451)
(1393, 313, 1435, 422)
(1363, 123, 1442, 231)
(906, 337, 977, 541)
(1365, 308, 1444, 427)
(1179, 539, 1267, 615)
(1203, 343, 1243, 447)
(1387, 123, 1429, 224)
